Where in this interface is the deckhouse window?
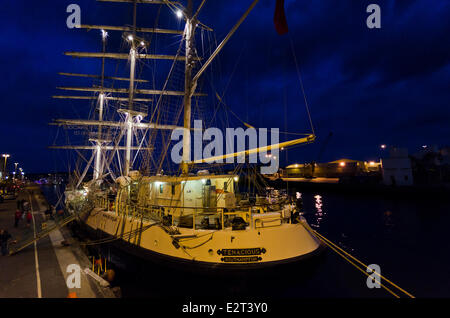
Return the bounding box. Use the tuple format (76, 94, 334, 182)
(171, 185, 175, 195)
(160, 184, 163, 194)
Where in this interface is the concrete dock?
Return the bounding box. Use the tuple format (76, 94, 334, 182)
(0, 184, 115, 298)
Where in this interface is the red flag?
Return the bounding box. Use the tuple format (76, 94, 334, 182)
(274, 0, 289, 35)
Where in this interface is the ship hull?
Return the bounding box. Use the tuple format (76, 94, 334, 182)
(79, 222, 325, 273)
(73, 208, 325, 275)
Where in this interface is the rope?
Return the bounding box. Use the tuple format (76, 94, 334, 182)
(299, 220, 415, 298)
(178, 232, 214, 249)
(81, 222, 160, 246)
(289, 36, 315, 136)
(316, 232, 400, 298)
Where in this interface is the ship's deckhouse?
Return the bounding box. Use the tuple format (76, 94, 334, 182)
(135, 174, 238, 216)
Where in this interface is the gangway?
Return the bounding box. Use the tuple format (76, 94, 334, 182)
(9, 213, 77, 255)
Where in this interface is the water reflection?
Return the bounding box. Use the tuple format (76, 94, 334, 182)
(303, 193, 352, 252)
(311, 194, 326, 229)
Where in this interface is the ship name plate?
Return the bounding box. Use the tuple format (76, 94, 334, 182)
(217, 248, 266, 256)
(220, 256, 262, 263)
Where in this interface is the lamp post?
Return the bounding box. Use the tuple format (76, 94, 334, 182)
(2, 154, 10, 180)
(379, 144, 387, 162)
(14, 162, 18, 181)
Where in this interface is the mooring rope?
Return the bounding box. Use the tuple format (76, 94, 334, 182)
(299, 220, 415, 298)
(80, 223, 160, 246)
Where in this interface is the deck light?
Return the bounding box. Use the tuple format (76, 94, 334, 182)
(381, 144, 386, 149)
(339, 162, 346, 167)
(127, 35, 133, 41)
(176, 10, 183, 18)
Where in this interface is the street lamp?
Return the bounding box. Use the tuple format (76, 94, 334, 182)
(14, 162, 18, 180)
(2, 154, 10, 180)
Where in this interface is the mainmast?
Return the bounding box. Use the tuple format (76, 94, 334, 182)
(93, 29, 108, 180)
(124, 0, 137, 176)
(120, 0, 147, 177)
(181, 0, 196, 175)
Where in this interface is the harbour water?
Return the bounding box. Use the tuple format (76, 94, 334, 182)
(40, 184, 450, 298)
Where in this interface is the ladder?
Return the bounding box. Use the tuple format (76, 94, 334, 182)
(9, 214, 77, 255)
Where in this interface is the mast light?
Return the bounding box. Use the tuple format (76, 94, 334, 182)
(176, 10, 183, 18)
(127, 35, 133, 41)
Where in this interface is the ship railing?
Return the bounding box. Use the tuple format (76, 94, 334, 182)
(93, 198, 284, 230)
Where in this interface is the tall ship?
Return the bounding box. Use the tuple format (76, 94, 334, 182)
(52, 0, 322, 270)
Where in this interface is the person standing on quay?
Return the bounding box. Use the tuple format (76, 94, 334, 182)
(0, 229, 16, 256)
(26, 211, 32, 227)
(14, 209, 22, 228)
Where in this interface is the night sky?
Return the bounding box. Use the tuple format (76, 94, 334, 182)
(1, 0, 449, 174)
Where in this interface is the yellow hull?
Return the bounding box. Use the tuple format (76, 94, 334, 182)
(82, 208, 322, 267)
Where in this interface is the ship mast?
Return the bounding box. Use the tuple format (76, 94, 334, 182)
(181, 0, 196, 175)
(124, 0, 138, 176)
(52, 0, 193, 187)
(93, 30, 108, 180)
